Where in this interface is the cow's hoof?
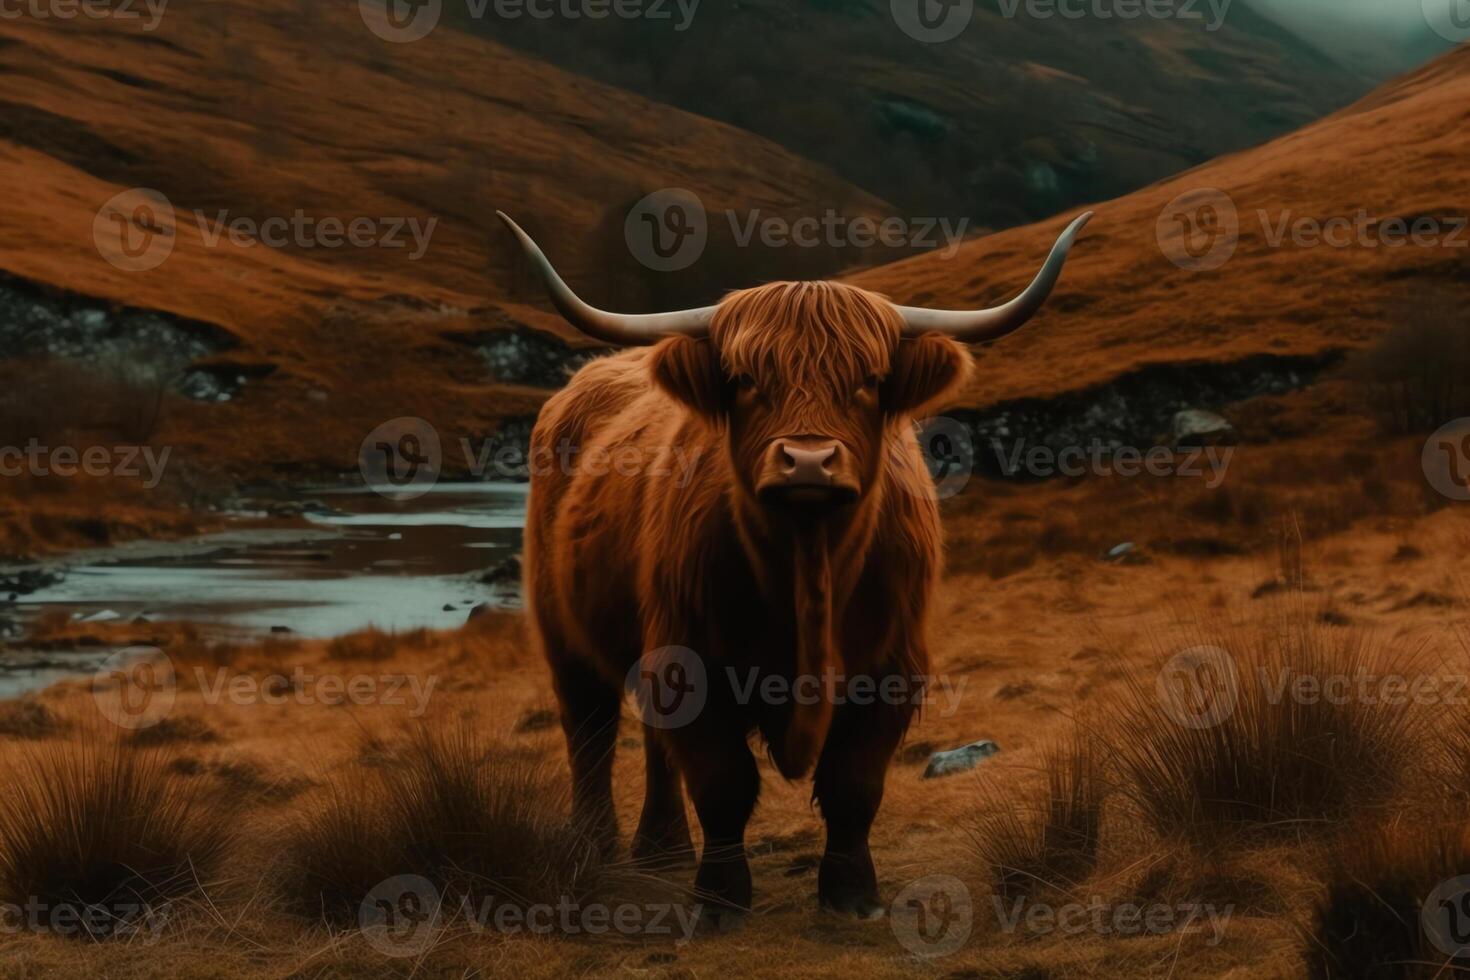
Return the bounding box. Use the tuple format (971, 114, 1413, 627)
(820, 892, 886, 921)
(696, 904, 748, 935)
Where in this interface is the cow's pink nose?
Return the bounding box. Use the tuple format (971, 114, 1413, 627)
(779, 441, 838, 485)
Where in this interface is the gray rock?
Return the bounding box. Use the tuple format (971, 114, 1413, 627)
(1106, 542, 1135, 561)
(0, 568, 64, 596)
(922, 740, 1000, 779)
(481, 553, 522, 588)
(1171, 409, 1236, 448)
(78, 609, 122, 623)
(470, 328, 593, 388)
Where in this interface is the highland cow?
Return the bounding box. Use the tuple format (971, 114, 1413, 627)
(501, 210, 1091, 926)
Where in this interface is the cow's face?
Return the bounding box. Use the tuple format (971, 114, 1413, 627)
(652, 282, 973, 517)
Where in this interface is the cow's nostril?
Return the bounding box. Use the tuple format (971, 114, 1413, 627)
(779, 442, 838, 484)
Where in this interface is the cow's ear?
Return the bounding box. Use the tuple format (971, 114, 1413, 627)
(651, 336, 727, 418)
(882, 334, 974, 417)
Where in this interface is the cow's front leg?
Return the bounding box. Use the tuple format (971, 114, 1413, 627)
(632, 733, 694, 868)
(661, 717, 759, 931)
(812, 684, 912, 919)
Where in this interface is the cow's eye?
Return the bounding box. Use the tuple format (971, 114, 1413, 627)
(861, 374, 880, 391)
(735, 373, 757, 391)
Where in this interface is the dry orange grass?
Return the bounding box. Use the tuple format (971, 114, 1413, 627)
(0, 469, 1465, 976)
(1109, 618, 1426, 848)
(971, 728, 1107, 899)
(1306, 820, 1470, 978)
(280, 720, 603, 927)
(0, 735, 234, 940)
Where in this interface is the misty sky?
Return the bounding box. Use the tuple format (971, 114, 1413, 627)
(1245, 0, 1454, 77)
(1249, 0, 1434, 34)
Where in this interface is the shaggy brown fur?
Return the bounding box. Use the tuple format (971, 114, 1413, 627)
(524, 281, 973, 923)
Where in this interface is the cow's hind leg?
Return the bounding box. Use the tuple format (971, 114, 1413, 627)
(812, 694, 911, 919)
(549, 654, 621, 854)
(664, 721, 759, 930)
(632, 735, 694, 868)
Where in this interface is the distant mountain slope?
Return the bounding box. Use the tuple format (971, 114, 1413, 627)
(845, 46, 1470, 407)
(0, 0, 892, 476)
(468, 0, 1379, 230)
(0, 0, 892, 321)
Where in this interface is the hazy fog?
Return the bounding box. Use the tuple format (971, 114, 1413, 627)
(1244, 0, 1456, 78)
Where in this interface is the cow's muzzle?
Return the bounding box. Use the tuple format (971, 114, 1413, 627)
(756, 437, 861, 510)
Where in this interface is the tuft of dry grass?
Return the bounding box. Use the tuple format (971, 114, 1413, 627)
(1304, 818, 1470, 978)
(0, 736, 234, 939)
(280, 719, 602, 927)
(972, 730, 1107, 898)
(1108, 618, 1426, 849)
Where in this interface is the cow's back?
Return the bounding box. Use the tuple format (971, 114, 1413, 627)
(523, 349, 700, 677)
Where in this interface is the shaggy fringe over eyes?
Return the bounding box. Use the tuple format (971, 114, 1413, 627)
(711, 282, 903, 394)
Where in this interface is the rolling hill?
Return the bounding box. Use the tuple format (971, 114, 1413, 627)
(846, 45, 1470, 407)
(0, 0, 1463, 490)
(0, 0, 892, 480)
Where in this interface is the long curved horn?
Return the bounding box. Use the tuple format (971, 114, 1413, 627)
(896, 211, 1093, 342)
(497, 211, 715, 346)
